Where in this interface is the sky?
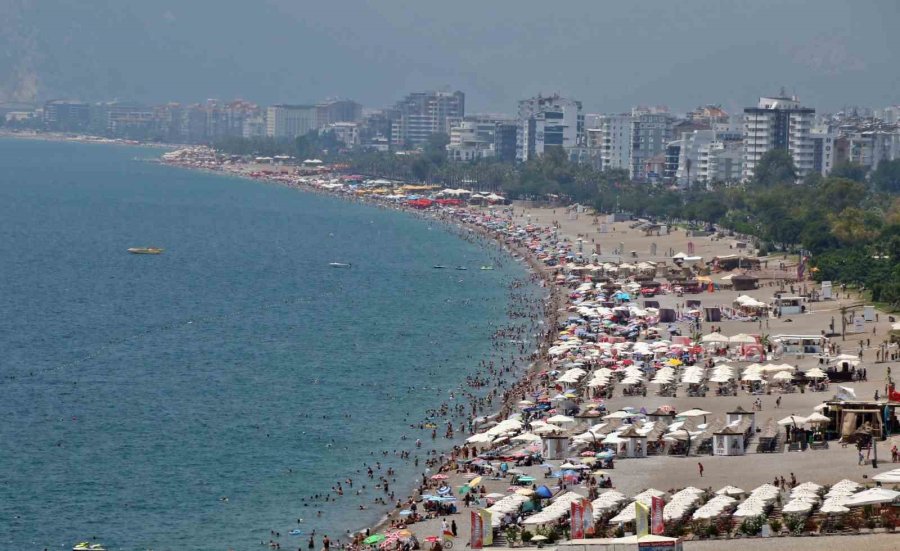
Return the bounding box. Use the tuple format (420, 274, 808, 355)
(1, 0, 898, 115)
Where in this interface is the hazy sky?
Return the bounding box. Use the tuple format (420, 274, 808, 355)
(2, 0, 898, 114)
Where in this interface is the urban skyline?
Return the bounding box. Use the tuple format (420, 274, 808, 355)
(9, 86, 900, 187)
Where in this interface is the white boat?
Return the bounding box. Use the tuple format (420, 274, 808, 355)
(329, 262, 352, 268)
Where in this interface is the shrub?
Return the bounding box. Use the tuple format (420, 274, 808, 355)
(739, 515, 765, 536)
(505, 526, 520, 546)
(784, 515, 804, 535)
(845, 515, 862, 532)
(768, 518, 782, 533)
(705, 523, 719, 538)
(664, 520, 686, 538)
(613, 525, 625, 538)
(520, 530, 533, 543)
(803, 518, 818, 533)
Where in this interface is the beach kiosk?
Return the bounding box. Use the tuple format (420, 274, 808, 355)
(542, 434, 571, 460)
(726, 406, 756, 435)
(713, 426, 746, 456)
(774, 296, 806, 315)
(617, 426, 648, 458)
(774, 335, 826, 356)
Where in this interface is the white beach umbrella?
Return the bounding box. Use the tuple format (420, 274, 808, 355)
(804, 412, 831, 424)
(782, 498, 813, 514)
(772, 371, 794, 381)
(843, 488, 900, 507)
(804, 367, 827, 379)
(872, 469, 900, 484)
(701, 332, 730, 344)
(678, 409, 712, 417)
(715, 486, 745, 496)
(777, 415, 807, 426)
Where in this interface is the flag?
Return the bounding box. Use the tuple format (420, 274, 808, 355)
(470, 510, 482, 549)
(581, 498, 595, 537)
(479, 509, 493, 546)
(570, 499, 584, 539)
(635, 501, 650, 537)
(651, 496, 665, 535)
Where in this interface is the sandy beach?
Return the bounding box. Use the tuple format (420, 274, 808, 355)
(156, 149, 900, 550)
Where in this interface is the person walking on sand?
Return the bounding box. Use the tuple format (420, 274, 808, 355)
(698, 462, 704, 477)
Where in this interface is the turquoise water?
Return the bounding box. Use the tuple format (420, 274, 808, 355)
(0, 139, 540, 550)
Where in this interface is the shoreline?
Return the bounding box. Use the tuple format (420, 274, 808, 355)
(158, 149, 563, 546)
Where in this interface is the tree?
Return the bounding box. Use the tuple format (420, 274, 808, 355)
(818, 177, 867, 214)
(830, 162, 868, 183)
(872, 159, 900, 194)
(751, 149, 797, 188)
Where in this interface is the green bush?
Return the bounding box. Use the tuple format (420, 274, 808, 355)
(521, 530, 533, 543)
(739, 515, 765, 536)
(784, 515, 804, 535)
(768, 518, 782, 533)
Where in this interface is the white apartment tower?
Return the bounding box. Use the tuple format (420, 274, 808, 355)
(742, 95, 815, 180)
(266, 105, 318, 138)
(596, 114, 633, 171)
(516, 94, 583, 162)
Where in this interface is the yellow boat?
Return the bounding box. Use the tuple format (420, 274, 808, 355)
(127, 247, 164, 255)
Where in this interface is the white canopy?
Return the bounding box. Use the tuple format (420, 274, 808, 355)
(843, 488, 900, 507)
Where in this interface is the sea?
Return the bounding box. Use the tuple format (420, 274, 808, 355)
(0, 138, 542, 550)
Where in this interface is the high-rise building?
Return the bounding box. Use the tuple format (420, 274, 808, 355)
(629, 106, 674, 181)
(446, 115, 517, 163)
(594, 114, 632, 171)
(516, 94, 583, 162)
(741, 95, 815, 180)
(325, 122, 360, 148)
(266, 104, 317, 138)
(391, 90, 465, 148)
(316, 100, 362, 128)
(809, 127, 837, 176)
(43, 100, 90, 132)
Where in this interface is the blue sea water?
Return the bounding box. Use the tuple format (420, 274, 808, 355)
(0, 139, 541, 550)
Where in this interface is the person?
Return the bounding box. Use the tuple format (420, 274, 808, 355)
(308, 536, 315, 550)
(322, 535, 330, 551)
(698, 462, 704, 477)
(775, 396, 781, 408)
(440, 519, 448, 535)
(859, 449, 865, 465)
(451, 520, 457, 537)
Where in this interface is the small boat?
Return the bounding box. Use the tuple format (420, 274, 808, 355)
(329, 262, 352, 268)
(289, 529, 304, 536)
(480, 266, 494, 271)
(127, 247, 163, 255)
(455, 266, 467, 271)
(73, 544, 107, 551)
(433, 265, 447, 269)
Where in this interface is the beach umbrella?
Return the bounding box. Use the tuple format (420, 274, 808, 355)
(364, 535, 386, 545)
(804, 367, 827, 379)
(772, 371, 793, 381)
(469, 476, 483, 487)
(535, 485, 553, 499)
(804, 412, 830, 424)
(700, 332, 729, 344)
(678, 409, 711, 418)
(777, 415, 807, 426)
(530, 535, 549, 542)
(843, 488, 900, 507)
(716, 486, 745, 496)
(729, 334, 756, 344)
